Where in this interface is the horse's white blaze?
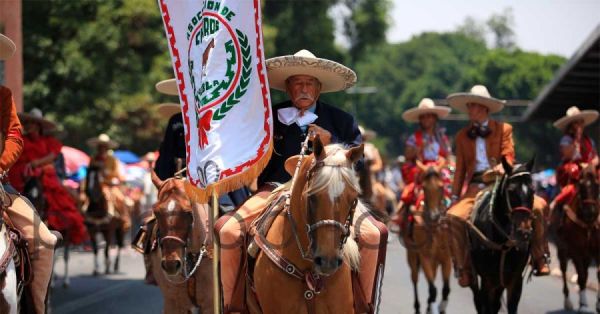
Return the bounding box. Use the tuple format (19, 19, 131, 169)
(167, 200, 176, 213)
(0, 224, 18, 314)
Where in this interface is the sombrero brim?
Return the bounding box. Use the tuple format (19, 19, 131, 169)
(157, 103, 181, 118)
(266, 56, 357, 93)
(155, 79, 178, 96)
(553, 110, 599, 130)
(17, 113, 57, 131)
(447, 93, 505, 114)
(86, 138, 119, 149)
(402, 107, 451, 123)
(0, 34, 16, 60)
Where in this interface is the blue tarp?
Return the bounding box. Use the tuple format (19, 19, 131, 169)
(113, 150, 140, 164)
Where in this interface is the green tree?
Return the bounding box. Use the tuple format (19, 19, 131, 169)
(22, 0, 172, 154)
(487, 8, 516, 50)
(342, 0, 391, 62)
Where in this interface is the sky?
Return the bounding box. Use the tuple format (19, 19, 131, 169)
(387, 0, 600, 57)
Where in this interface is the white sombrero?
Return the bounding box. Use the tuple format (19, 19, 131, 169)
(266, 49, 357, 93)
(87, 133, 119, 149)
(156, 102, 181, 118)
(155, 79, 178, 96)
(0, 34, 16, 60)
(447, 85, 505, 114)
(553, 106, 599, 131)
(359, 125, 377, 141)
(402, 98, 451, 123)
(18, 108, 57, 131)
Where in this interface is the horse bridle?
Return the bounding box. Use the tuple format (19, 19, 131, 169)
(285, 160, 358, 263)
(501, 171, 534, 218)
(154, 181, 207, 284)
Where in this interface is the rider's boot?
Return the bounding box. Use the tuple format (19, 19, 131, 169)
(30, 243, 56, 313)
(448, 216, 472, 287)
(532, 196, 551, 276)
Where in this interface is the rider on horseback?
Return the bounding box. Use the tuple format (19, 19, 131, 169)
(549, 106, 599, 217)
(10, 109, 87, 245)
(1, 33, 59, 314)
(445, 85, 550, 287)
(216, 49, 388, 313)
(392, 98, 452, 231)
(81, 134, 131, 230)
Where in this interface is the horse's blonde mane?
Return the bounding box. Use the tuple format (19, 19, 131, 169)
(305, 145, 362, 201)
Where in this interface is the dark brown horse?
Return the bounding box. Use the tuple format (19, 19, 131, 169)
(147, 174, 213, 313)
(402, 166, 452, 314)
(251, 139, 363, 313)
(82, 165, 124, 275)
(468, 158, 536, 314)
(555, 170, 599, 312)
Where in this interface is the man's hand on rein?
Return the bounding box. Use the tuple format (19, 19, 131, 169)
(308, 124, 331, 145)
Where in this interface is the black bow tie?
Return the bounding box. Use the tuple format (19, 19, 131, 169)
(467, 123, 491, 139)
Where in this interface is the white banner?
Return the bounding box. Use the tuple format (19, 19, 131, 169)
(158, 0, 272, 201)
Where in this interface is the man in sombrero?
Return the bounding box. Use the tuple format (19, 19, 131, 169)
(1, 33, 59, 314)
(445, 85, 550, 287)
(549, 106, 599, 217)
(216, 50, 387, 313)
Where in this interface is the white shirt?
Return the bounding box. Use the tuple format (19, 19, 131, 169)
(474, 120, 491, 172)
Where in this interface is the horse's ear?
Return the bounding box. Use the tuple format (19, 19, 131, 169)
(151, 170, 164, 189)
(346, 144, 364, 164)
(525, 154, 536, 172)
(313, 135, 326, 161)
(501, 156, 513, 174)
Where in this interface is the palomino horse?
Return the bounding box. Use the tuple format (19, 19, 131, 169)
(147, 173, 213, 313)
(555, 170, 599, 312)
(467, 158, 536, 314)
(82, 165, 125, 275)
(251, 139, 363, 314)
(402, 166, 451, 314)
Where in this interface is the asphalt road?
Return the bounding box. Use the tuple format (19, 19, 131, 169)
(50, 237, 598, 314)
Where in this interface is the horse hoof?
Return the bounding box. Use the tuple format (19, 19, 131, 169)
(93, 270, 99, 277)
(62, 281, 69, 289)
(427, 303, 439, 314)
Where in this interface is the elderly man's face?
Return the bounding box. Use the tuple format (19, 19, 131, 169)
(467, 102, 489, 123)
(285, 75, 321, 111)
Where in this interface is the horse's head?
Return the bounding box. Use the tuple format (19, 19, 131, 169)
(292, 137, 363, 276)
(575, 171, 599, 225)
(420, 165, 445, 222)
(500, 156, 535, 248)
(85, 165, 104, 203)
(151, 173, 193, 277)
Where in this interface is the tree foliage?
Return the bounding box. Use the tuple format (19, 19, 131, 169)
(20, 1, 565, 168)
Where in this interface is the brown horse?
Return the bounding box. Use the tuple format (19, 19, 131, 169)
(251, 140, 363, 314)
(148, 174, 214, 314)
(555, 170, 599, 312)
(402, 166, 452, 314)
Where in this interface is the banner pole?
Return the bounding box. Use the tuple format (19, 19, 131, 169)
(212, 192, 221, 314)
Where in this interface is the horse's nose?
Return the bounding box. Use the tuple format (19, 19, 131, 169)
(161, 259, 182, 275)
(314, 255, 343, 275)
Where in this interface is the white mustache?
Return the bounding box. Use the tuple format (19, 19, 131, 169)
(294, 93, 314, 102)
